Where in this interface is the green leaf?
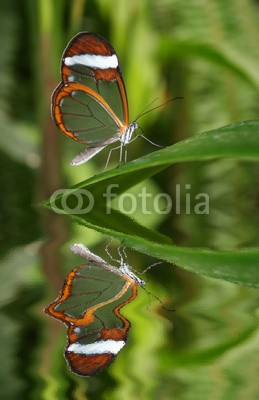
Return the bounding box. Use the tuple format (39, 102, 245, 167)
(47, 204, 259, 287)
(44, 120, 259, 287)
(46, 120, 259, 199)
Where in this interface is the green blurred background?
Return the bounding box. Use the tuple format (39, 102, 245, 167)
(1, 0, 259, 399)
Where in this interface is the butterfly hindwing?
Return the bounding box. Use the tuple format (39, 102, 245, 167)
(53, 82, 121, 145)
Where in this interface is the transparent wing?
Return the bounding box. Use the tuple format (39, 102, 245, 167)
(60, 32, 129, 125)
(45, 259, 138, 376)
(53, 82, 123, 146)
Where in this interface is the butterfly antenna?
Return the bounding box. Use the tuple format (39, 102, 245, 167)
(134, 97, 159, 121)
(139, 260, 175, 312)
(135, 96, 183, 121)
(141, 285, 175, 312)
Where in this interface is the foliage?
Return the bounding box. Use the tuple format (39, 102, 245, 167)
(45, 120, 259, 287)
(1, 0, 259, 398)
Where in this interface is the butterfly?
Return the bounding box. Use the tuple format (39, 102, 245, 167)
(45, 243, 145, 376)
(52, 32, 142, 166)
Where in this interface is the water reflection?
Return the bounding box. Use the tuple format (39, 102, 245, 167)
(1, 242, 259, 399)
(45, 243, 145, 376)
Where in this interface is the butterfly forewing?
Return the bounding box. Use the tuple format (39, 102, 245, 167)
(62, 32, 128, 123)
(52, 32, 129, 148)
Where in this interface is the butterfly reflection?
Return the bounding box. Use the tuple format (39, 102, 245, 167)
(45, 243, 145, 377)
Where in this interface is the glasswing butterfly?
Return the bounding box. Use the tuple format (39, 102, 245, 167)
(52, 32, 140, 166)
(45, 243, 145, 376)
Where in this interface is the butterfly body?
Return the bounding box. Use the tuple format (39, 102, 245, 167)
(120, 121, 138, 144)
(52, 32, 139, 166)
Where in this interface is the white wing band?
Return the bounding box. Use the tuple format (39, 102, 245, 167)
(67, 340, 126, 355)
(65, 54, 118, 69)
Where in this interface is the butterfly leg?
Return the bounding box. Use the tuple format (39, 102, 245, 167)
(117, 240, 127, 259)
(128, 131, 164, 148)
(137, 133, 164, 148)
(124, 148, 128, 163)
(105, 144, 123, 170)
(105, 240, 120, 264)
(119, 141, 124, 165)
(117, 243, 127, 267)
